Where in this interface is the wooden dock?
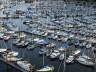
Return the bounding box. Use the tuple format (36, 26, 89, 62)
(0, 58, 27, 72)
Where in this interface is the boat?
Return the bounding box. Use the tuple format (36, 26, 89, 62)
(27, 44, 35, 50)
(59, 53, 65, 60)
(6, 23, 19, 31)
(37, 65, 54, 72)
(16, 40, 29, 47)
(2, 54, 22, 62)
(7, 51, 19, 57)
(66, 55, 74, 64)
(46, 43, 56, 48)
(76, 47, 96, 66)
(3, 34, 11, 41)
(0, 49, 7, 53)
(50, 50, 60, 59)
(46, 49, 53, 57)
(17, 60, 34, 71)
(17, 32, 26, 38)
(72, 49, 81, 56)
(77, 55, 95, 66)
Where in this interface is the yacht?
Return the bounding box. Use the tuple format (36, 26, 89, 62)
(17, 60, 34, 71)
(37, 65, 54, 72)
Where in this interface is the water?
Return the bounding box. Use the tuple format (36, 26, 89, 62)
(0, 1, 96, 72)
(0, 32, 96, 72)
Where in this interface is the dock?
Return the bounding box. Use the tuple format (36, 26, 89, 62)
(0, 57, 27, 72)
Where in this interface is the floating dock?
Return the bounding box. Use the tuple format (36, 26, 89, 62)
(0, 58, 27, 72)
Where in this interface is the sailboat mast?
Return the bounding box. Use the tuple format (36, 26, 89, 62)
(43, 51, 45, 66)
(63, 50, 66, 72)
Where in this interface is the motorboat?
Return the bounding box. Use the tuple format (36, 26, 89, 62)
(50, 50, 60, 59)
(17, 60, 34, 71)
(76, 55, 95, 66)
(66, 55, 74, 64)
(37, 65, 54, 72)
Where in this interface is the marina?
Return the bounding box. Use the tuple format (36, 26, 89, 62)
(0, 0, 96, 72)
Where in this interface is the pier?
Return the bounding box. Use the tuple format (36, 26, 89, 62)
(0, 57, 27, 72)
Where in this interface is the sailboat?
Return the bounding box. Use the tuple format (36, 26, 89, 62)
(37, 47, 54, 72)
(15, 32, 29, 47)
(76, 47, 96, 66)
(37, 65, 54, 72)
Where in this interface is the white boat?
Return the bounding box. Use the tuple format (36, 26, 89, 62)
(46, 43, 56, 48)
(50, 50, 60, 59)
(37, 65, 54, 72)
(46, 49, 52, 57)
(6, 57, 22, 62)
(3, 35, 11, 41)
(59, 53, 64, 60)
(33, 38, 40, 42)
(73, 49, 81, 55)
(66, 55, 74, 63)
(17, 61, 33, 71)
(86, 43, 92, 49)
(2, 54, 22, 62)
(0, 49, 7, 53)
(77, 55, 95, 66)
(7, 51, 18, 57)
(16, 40, 29, 47)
